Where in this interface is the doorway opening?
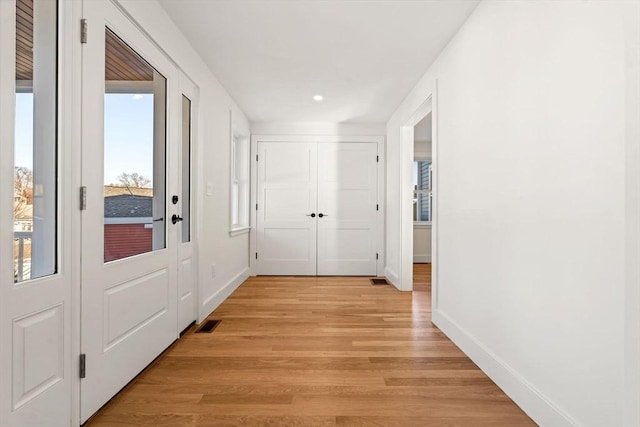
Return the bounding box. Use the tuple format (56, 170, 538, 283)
(399, 93, 435, 295)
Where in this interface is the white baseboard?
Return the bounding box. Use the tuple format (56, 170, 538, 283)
(384, 267, 400, 289)
(199, 267, 250, 322)
(413, 255, 431, 263)
(432, 308, 580, 427)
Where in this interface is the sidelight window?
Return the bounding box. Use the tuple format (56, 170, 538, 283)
(13, 0, 58, 283)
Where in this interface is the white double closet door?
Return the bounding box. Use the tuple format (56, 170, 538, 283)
(255, 142, 378, 276)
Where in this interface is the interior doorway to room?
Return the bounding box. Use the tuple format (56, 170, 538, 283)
(412, 113, 433, 265)
(400, 95, 433, 292)
(412, 113, 433, 286)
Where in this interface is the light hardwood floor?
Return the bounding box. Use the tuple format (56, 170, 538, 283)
(85, 264, 536, 426)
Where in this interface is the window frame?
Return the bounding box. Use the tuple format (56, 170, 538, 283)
(12, 0, 60, 283)
(413, 156, 432, 226)
(229, 118, 250, 236)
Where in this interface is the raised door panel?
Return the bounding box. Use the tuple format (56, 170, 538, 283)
(12, 304, 64, 411)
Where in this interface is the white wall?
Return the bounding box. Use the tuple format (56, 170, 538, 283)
(413, 113, 432, 144)
(413, 226, 431, 263)
(251, 121, 385, 136)
(413, 139, 431, 157)
(386, 1, 639, 426)
(119, 0, 251, 321)
(624, 2, 640, 425)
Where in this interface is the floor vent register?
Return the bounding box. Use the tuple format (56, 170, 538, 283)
(195, 319, 221, 333)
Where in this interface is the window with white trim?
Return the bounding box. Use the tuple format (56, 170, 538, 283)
(230, 132, 250, 233)
(413, 160, 432, 223)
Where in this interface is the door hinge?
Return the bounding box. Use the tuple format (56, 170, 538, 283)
(79, 354, 86, 379)
(376, 155, 379, 162)
(255, 203, 258, 211)
(255, 253, 258, 260)
(80, 18, 88, 44)
(376, 253, 379, 260)
(80, 186, 87, 210)
(256, 154, 259, 162)
(376, 204, 379, 211)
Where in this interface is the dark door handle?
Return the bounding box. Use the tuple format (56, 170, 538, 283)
(318, 213, 327, 218)
(171, 214, 183, 224)
(153, 217, 164, 222)
(306, 213, 316, 218)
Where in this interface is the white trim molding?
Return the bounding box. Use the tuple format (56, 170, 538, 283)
(384, 267, 399, 288)
(199, 267, 249, 323)
(398, 86, 436, 293)
(433, 309, 580, 427)
(229, 227, 250, 237)
(413, 222, 432, 229)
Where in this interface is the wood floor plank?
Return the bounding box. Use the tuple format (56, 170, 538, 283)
(85, 264, 537, 427)
(336, 416, 532, 427)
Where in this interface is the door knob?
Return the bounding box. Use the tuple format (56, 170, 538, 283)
(318, 213, 327, 218)
(306, 213, 316, 218)
(171, 214, 183, 224)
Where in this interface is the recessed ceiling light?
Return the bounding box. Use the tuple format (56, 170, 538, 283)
(313, 95, 323, 102)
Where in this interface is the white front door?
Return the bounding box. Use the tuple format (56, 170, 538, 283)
(317, 143, 378, 276)
(255, 142, 318, 275)
(80, 1, 179, 421)
(0, 1, 73, 425)
(254, 141, 378, 276)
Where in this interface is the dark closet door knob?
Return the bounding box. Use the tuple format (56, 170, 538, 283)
(318, 213, 326, 218)
(306, 213, 316, 218)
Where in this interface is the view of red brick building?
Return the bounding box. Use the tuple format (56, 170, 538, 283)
(104, 223, 152, 263)
(103, 186, 154, 263)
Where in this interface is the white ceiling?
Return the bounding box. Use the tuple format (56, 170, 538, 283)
(158, 0, 479, 124)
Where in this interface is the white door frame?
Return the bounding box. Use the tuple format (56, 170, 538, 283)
(69, 2, 84, 426)
(249, 135, 385, 277)
(398, 81, 438, 299)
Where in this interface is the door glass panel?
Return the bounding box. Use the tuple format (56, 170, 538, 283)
(104, 29, 166, 263)
(181, 95, 191, 243)
(13, 0, 58, 283)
